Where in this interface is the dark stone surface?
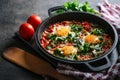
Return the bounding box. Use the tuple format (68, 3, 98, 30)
(0, 0, 120, 80)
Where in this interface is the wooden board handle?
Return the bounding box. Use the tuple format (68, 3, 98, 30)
(3, 47, 74, 80)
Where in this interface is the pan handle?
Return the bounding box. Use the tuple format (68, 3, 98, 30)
(117, 38, 120, 54)
(85, 56, 111, 71)
(48, 6, 67, 16)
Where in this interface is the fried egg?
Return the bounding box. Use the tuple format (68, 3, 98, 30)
(55, 25, 70, 37)
(85, 34, 100, 44)
(61, 46, 77, 56)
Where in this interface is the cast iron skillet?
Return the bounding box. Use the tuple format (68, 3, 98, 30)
(35, 6, 118, 72)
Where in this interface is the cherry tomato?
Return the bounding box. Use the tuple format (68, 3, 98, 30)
(19, 22, 34, 40)
(27, 14, 42, 30)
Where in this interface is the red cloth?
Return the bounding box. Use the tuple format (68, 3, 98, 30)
(56, 0, 120, 80)
(98, 0, 120, 38)
(57, 60, 120, 80)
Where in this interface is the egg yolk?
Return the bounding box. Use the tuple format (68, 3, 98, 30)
(56, 27, 70, 36)
(85, 35, 100, 44)
(61, 46, 77, 56)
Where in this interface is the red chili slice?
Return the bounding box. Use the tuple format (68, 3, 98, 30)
(81, 21, 91, 31)
(61, 21, 67, 26)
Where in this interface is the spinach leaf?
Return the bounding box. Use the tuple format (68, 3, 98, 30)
(71, 25, 83, 32)
(49, 34, 57, 41)
(74, 54, 78, 60)
(54, 49, 64, 57)
(78, 43, 91, 52)
(66, 33, 73, 42)
(83, 43, 91, 52)
(91, 28, 103, 36)
(72, 37, 78, 43)
(55, 37, 65, 43)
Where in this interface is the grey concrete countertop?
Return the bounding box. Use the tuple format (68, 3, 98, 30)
(0, 0, 120, 80)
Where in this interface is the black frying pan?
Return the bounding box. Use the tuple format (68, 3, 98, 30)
(35, 6, 118, 72)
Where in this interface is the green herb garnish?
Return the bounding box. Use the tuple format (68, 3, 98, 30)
(71, 24, 83, 32)
(49, 34, 57, 41)
(54, 49, 64, 57)
(56, 37, 65, 43)
(83, 43, 91, 52)
(54, 49, 61, 55)
(46, 46, 51, 50)
(91, 28, 103, 36)
(63, 0, 100, 14)
(74, 54, 78, 60)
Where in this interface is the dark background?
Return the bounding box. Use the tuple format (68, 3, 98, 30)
(0, 0, 120, 80)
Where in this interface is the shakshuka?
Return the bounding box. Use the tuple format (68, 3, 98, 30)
(40, 21, 112, 61)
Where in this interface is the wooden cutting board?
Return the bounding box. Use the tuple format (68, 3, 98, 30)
(3, 47, 74, 80)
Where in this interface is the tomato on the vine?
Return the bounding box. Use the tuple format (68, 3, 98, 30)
(19, 22, 34, 40)
(27, 14, 42, 30)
